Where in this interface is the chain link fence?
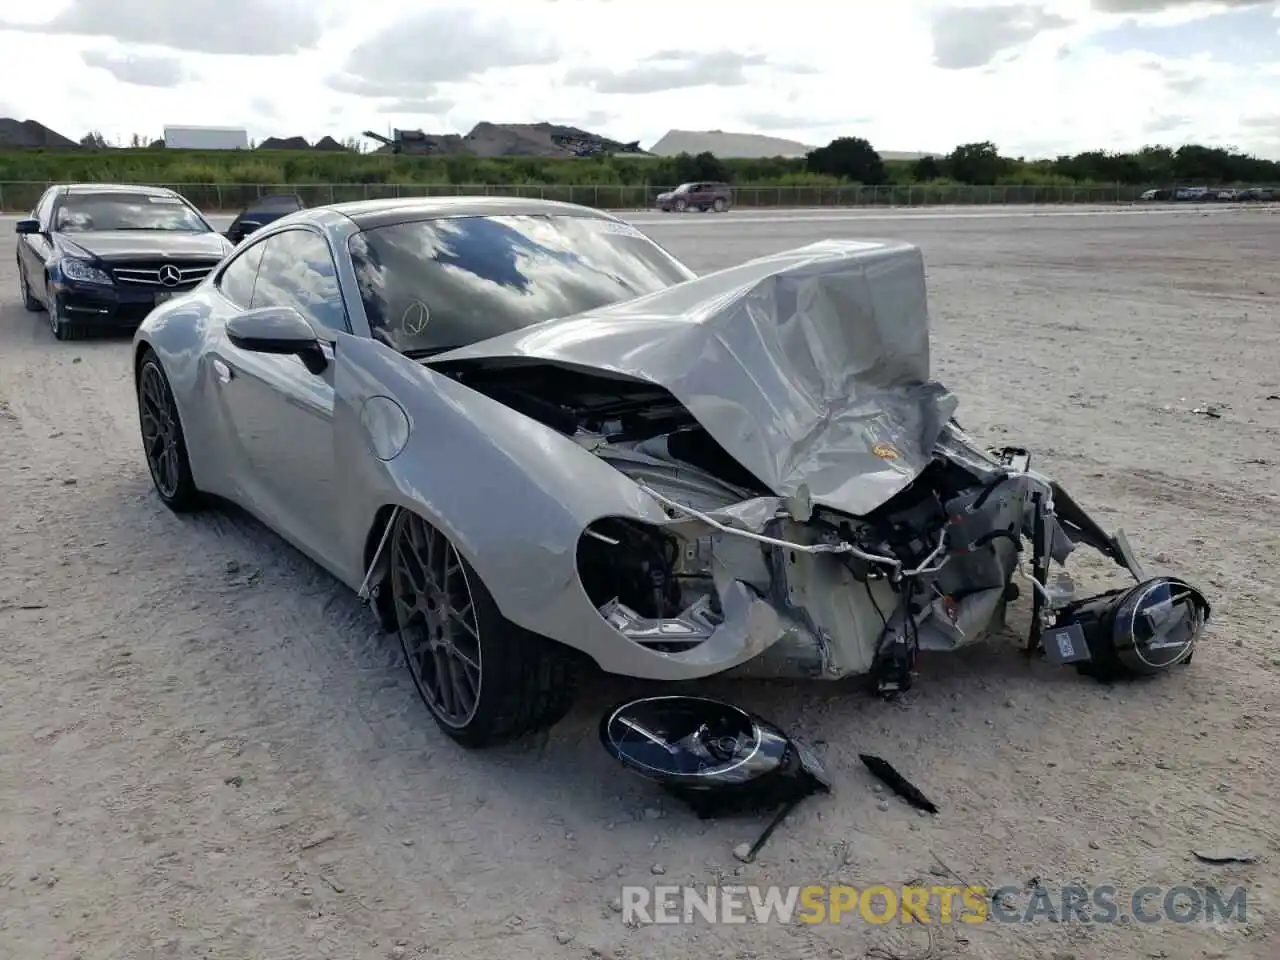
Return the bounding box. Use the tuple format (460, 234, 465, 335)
(0, 180, 1263, 212)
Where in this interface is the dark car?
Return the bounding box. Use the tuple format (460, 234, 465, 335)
(1237, 187, 1275, 202)
(655, 181, 733, 213)
(15, 183, 234, 341)
(224, 193, 304, 244)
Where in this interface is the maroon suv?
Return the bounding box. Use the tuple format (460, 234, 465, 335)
(655, 181, 733, 213)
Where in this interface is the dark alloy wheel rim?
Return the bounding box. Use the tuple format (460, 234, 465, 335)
(139, 363, 182, 499)
(392, 513, 482, 727)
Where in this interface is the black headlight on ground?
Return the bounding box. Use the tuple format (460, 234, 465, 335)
(1052, 576, 1210, 681)
(600, 695, 833, 862)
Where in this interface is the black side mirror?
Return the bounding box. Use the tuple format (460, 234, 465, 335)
(226, 306, 329, 375)
(15, 218, 39, 235)
(224, 219, 263, 244)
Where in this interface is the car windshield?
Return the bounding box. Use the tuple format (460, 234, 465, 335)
(348, 213, 696, 356)
(54, 193, 210, 232)
(674, 183, 694, 193)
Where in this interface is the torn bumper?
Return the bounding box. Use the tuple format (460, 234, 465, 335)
(590, 428, 1208, 689)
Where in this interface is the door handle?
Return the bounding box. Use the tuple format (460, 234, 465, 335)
(213, 358, 233, 384)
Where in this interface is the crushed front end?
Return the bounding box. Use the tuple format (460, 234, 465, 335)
(574, 417, 1209, 695)
(431, 238, 1211, 693)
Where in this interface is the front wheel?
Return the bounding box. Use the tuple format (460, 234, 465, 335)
(674, 198, 687, 212)
(49, 294, 86, 341)
(389, 510, 579, 747)
(137, 352, 202, 512)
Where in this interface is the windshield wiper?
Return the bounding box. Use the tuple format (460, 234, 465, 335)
(400, 346, 471, 360)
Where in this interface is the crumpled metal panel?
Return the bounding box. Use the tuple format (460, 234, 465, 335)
(433, 239, 957, 517)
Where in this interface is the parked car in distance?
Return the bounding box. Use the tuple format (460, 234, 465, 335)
(655, 182, 733, 213)
(14, 183, 233, 341)
(224, 193, 304, 244)
(1237, 187, 1275, 202)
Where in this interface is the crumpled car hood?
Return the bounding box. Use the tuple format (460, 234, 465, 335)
(432, 239, 958, 517)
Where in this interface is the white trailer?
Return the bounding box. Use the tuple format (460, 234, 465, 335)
(163, 125, 249, 150)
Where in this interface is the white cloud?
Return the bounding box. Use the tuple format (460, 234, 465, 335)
(81, 48, 188, 87)
(0, 0, 1275, 158)
(0, 0, 323, 55)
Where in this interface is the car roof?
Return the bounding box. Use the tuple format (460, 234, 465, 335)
(296, 195, 624, 232)
(57, 183, 180, 198)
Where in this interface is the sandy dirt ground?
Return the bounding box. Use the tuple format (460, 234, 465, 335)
(1, 205, 1277, 960)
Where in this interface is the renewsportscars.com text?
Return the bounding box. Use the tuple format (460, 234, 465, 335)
(621, 884, 1249, 925)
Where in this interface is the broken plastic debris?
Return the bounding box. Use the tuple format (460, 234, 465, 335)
(1192, 849, 1258, 865)
(859, 754, 938, 814)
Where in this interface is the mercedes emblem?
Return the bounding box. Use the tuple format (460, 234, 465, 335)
(159, 264, 182, 287)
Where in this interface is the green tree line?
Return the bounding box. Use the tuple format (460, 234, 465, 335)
(0, 138, 1275, 187)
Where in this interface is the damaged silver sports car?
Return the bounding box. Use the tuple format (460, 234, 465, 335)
(133, 197, 1211, 747)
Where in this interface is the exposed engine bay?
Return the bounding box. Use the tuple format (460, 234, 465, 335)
(434, 358, 1212, 695)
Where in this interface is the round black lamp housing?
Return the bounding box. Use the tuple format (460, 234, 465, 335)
(1054, 576, 1210, 682)
(599, 695, 828, 819)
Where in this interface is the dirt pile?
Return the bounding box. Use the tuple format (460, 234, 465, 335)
(0, 117, 78, 148)
(258, 135, 312, 151)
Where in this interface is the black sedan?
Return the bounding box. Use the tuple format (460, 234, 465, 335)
(15, 183, 233, 341)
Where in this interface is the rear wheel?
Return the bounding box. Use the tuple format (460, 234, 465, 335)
(137, 352, 202, 512)
(712, 198, 727, 213)
(19, 260, 42, 312)
(389, 510, 578, 747)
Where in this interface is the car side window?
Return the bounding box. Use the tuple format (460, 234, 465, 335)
(35, 190, 56, 229)
(217, 241, 267, 309)
(250, 228, 348, 333)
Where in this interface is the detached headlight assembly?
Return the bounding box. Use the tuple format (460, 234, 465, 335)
(1052, 576, 1210, 681)
(60, 258, 112, 285)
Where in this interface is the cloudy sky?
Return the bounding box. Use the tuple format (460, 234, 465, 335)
(0, 0, 1277, 158)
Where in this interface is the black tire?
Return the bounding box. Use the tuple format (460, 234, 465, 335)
(136, 351, 202, 512)
(49, 293, 86, 341)
(389, 509, 579, 747)
(19, 259, 43, 312)
(712, 198, 727, 213)
(674, 199, 687, 213)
